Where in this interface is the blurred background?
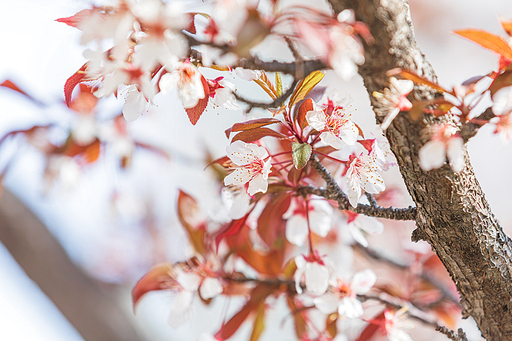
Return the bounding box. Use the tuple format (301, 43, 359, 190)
(0, 0, 511, 340)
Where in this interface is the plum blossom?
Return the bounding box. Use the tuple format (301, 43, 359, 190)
(344, 211, 384, 247)
(168, 269, 224, 327)
(224, 141, 272, 196)
(418, 123, 464, 172)
(294, 253, 332, 296)
(235, 67, 263, 81)
(284, 198, 333, 246)
(306, 96, 359, 149)
(383, 308, 414, 341)
(313, 269, 376, 318)
(491, 86, 512, 143)
(159, 62, 205, 109)
(372, 77, 414, 130)
(207, 77, 241, 110)
(345, 153, 385, 207)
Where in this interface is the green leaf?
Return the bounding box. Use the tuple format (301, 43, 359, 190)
(289, 71, 325, 109)
(291, 142, 312, 169)
(275, 72, 283, 97)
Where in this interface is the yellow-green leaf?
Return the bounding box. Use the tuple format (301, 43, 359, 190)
(289, 71, 325, 108)
(292, 142, 312, 169)
(275, 72, 283, 97)
(250, 302, 266, 341)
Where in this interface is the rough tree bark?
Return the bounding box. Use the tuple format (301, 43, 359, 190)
(327, 0, 512, 340)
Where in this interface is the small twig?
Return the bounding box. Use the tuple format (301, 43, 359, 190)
(435, 326, 469, 341)
(354, 244, 461, 305)
(235, 79, 299, 111)
(365, 192, 378, 207)
(460, 106, 495, 143)
(299, 155, 417, 221)
(185, 35, 327, 75)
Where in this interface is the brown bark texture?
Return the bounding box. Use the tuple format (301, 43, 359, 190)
(0, 189, 146, 341)
(327, 0, 512, 339)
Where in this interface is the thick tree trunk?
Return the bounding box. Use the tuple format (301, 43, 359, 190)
(0, 189, 146, 341)
(328, 0, 512, 339)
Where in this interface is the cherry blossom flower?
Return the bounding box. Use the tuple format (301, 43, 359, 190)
(491, 86, 512, 143)
(306, 96, 359, 149)
(283, 198, 333, 247)
(235, 67, 262, 81)
(159, 62, 205, 109)
(372, 77, 414, 130)
(344, 211, 384, 247)
(224, 141, 272, 196)
(313, 269, 376, 318)
(345, 153, 385, 207)
(207, 77, 241, 110)
(383, 308, 414, 341)
(418, 123, 464, 172)
(168, 269, 223, 327)
(294, 253, 332, 296)
(359, 138, 394, 171)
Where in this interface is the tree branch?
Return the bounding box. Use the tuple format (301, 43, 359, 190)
(327, 0, 512, 339)
(460, 107, 495, 143)
(234, 79, 299, 110)
(435, 326, 469, 341)
(297, 155, 417, 221)
(0, 190, 146, 341)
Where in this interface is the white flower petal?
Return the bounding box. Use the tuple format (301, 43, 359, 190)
(349, 224, 369, 247)
(356, 215, 384, 235)
(286, 215, 309, 246)
(351, 269, 376, 295)
(447, 136, 464, 172)
(492, 86, 512, 116)
(123, 89, 147, 122)
(168, 290, 193, 328)
(419, 140, 446, 171)
(338, 121, 359, 145)
(248, 173, 268, 195)
(306, 109, 327, 131)
(224, 168, 252, 186)
(337, 296, 364, 318)
(199, 277, 223, 299)
(320, 131, 344, 149)
(226, 141, 256, 165)
(176, 271, 201, 292)
(313, 293, 339, 314)
(309, 210, 332, 237)
(347, 175, 362, 208)
(305, 262, 330, 296)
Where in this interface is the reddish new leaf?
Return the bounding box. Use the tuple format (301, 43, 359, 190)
(65, 63, 87, 107)
(215, 214, 249, 250)
(387, 68, 448, 93)
(296, 98, 314, 129)
(185, 76, 210, 125)
(231, 128, 287, 143)
(215, 284, 276, 340)
(55, 9, 96, 28)
(454, 29, 512, 62)
(0, 80, 43, 105)
(132, 263, 174, 310)
(83, 139, 101, 163)
(225, 118, 282, 138)
(355, 311, 385, 341)
(178, 190, 207, 255)
(257, 192, 291, 248)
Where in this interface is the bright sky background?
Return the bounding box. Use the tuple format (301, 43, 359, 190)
(0, 0, 511, 340)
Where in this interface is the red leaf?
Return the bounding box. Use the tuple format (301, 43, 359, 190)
(55, 9, 96, 28)
(231, 128, 287, 143)
(65, 63, 87, 107)
(387, 68, 448, 93)
(355, 311, 385, 341)
(185, 16, 196, 34)
(257, 192, 291, 248)
(215, 284, 276, 340)
(296, 98, 314, 129)
(454, 29, 512, 62)
(0, 80, 44, 106)
(178, 190, 207, 255)
(185, 76, 210, 125)
(132, 263, 174, 310)
(225, 118, 282, 138)
(215, 214, 249, 250)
